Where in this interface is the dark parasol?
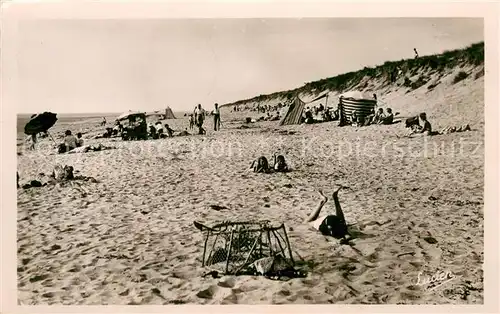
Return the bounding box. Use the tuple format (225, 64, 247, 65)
(24, 112, 58, 135)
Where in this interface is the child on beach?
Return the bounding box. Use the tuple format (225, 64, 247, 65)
(189, 114, 194, 130)
(76, 133, 84, 147)
(305, 188, 351, 243)
(273, 153, 289, 172)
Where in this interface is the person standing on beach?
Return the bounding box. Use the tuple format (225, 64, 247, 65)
(27, 133, 37, 150)
(188, 114, 195, 130)
(213, 103, 221, 131)
(194, 104, 206, 135)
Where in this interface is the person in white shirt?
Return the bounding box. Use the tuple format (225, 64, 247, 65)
(213, 103, 221, 131)
(194, 104, 206, 135)
(305, 187, 351, 244)
(63, 130, 78, 151)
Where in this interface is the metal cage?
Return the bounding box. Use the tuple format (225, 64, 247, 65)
(195, 220, 295, 275)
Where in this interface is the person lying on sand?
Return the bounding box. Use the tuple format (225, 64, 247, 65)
(272, 153, 289, 172)
(250, 156, 270, 173)
(67, 143, 115, 154)
(178, 129, 191, 136)
(440, 124, 471, 134)
(250, 154, 290, 173)
(305, 188, 351, 244)
(405, 112, 471, 137)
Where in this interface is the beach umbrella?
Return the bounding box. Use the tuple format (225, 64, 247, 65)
(116, 111, 145, 121)
(24, 112, 58, 135)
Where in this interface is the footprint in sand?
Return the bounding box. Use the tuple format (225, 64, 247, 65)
(196, 284, 233, 301)
(217, 276, 236, 288)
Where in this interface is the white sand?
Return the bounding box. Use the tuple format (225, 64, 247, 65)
(17, 68, 484, 304)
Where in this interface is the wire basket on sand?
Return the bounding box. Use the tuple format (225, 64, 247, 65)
(194, 220, 296, 276)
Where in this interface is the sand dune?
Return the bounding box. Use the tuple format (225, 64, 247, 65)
(17, 68, 484, 304)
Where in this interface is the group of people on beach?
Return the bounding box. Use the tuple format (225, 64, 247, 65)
(188, 103, 222, 135)
(350, 107, 395, 127)
(57, 130, 84, 153)
(247, 151, 351, 243)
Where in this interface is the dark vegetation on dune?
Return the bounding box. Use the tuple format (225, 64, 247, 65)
(222, 42, 484, 107)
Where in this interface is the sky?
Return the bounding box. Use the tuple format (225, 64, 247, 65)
(15, 18, 483, 113)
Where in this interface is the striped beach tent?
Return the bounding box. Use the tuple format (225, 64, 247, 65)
(279, 96, 306, 126)
(339, 91, 377, 120)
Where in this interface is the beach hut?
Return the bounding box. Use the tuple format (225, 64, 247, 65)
(279, 96, 306, 126)
(339, 91, 377, 121)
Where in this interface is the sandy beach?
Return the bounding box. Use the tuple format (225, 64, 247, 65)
(16, 63, 484, 305)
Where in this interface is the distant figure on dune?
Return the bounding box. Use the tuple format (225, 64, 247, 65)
(305, 188, 351, 244)
(414, 48, 419, 59)
(213, 103, 221, 131)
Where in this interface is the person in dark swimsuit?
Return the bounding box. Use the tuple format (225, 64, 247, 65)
(305, 188, 351, 243)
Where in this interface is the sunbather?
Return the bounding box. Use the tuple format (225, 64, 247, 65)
(250, 156, 270, 173)
(273, 153, 289, 172)
(406, 112, 471, 137)
(67, 143, 115, 154)
(305, 188, 351, 243)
